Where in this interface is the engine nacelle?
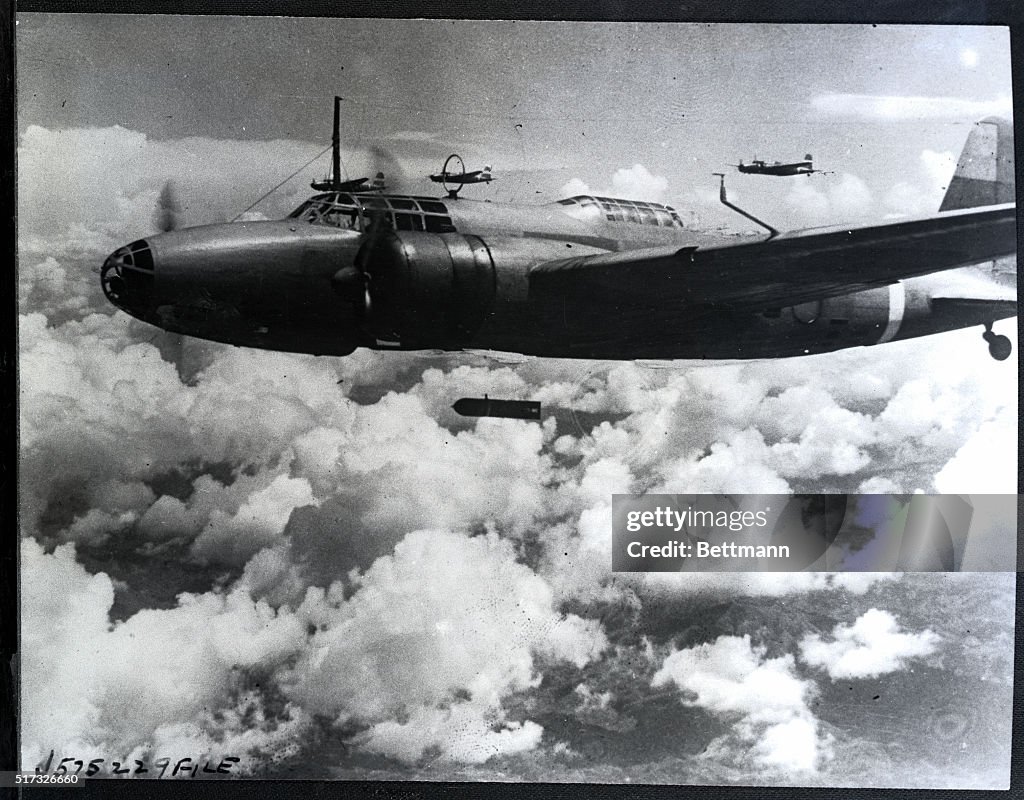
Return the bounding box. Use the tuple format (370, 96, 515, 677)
(357, 230, 497, 346)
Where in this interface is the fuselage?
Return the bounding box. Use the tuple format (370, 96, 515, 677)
(738, 161, 814, 176)
(99, 189, 1015, 361)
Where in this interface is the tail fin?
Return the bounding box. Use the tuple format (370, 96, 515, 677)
(804, 153, 813, 162)
(939, 117, 1014, 211)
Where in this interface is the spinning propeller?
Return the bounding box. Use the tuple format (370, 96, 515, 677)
(154, 179, 183, 233)
(330, 203, 395, 338)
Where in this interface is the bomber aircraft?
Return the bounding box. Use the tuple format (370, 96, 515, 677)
(311, 172, 387, 194)
(430, 154, 494, 199)
(733, 154, 826, 176)
(430, 155, 494, 186)
(100, 106, 1017, 365)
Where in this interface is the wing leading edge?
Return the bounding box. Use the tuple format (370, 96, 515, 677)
(528, 203, 1016, 311)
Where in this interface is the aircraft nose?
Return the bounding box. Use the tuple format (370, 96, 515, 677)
(100, 239, 156, 318)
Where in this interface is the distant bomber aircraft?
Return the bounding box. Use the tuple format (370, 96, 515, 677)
(311, 172, 387, 193)
(430, 157, 494, 186)
(733, 154, 825, 176)
(100, 99, 1016, 366)
(430, 154, 494, 198)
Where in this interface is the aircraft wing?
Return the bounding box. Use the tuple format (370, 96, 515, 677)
(337, 177, 371, 191)
(529, 203, 1016, 311)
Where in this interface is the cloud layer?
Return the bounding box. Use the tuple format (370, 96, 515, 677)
(800, 609, 940, 680)
(652, 634, 828, 773)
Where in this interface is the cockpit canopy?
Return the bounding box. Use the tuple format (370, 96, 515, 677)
(289, 192, 457, 233)
(557, 195, 686, 228)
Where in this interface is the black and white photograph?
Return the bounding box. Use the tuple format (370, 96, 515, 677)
(16, 16, 1017, 788)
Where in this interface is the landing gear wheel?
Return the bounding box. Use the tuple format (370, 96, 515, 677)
(982, 326, 1012, 361)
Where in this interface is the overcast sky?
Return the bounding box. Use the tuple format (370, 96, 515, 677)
(17, 17, 1012, 227)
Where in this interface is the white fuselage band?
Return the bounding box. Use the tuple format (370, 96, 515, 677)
(878, 281, 906, 344)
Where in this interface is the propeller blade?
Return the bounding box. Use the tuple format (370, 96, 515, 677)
(369, 144, 407, 192)
(154, 180, 183, 232)
(330, 266, 364, 300)
(345, 206, 392, 333)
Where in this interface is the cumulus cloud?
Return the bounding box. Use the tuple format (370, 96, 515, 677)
(19, 256, 98, 327)
(190, 474, 318, 566)
(20, 538, 312, 773)
(559, 163, 669, 203)
(786, 173, 874, 225)
(934, 405, 1018, 493)
(284, 529, 606, 720)
(883, 149, 958, 217)
(608, 164, 670, 203)
(652, 634, 828, 774)
(799, 609, 941, 680)
(21, 527, 608, 770)
(17, 125, 330, 250)
(19, 312, 350, 549)
(14, 139, 253, 299)
(921, 149, 958, 194)
(355, 704, 544, 765)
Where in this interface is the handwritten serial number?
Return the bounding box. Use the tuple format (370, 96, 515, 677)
(35, 751, 240, 778)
